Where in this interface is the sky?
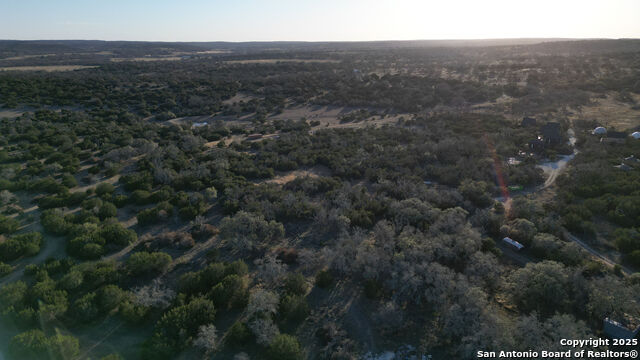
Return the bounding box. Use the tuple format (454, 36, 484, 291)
(1, 0, 640, 42)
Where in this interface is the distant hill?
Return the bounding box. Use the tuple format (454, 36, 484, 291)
(0, 38, 638, 60)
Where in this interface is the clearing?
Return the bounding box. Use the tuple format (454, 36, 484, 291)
(578, 92, 640, 130)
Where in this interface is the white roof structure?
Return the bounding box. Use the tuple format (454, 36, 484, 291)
(502, 237, 524, 250)
(192, 122, 208, 128)
(593, 126, 607, 135)
(631, 131, 640, 139)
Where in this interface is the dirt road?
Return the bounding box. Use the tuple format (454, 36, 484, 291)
(537, 128, 577, 189)
(563, 231, 633, 275)
(499, 128, 634, 274)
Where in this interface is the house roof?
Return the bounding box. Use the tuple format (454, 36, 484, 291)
(541, 122, 562, 139)
(593, 126, 607, 135)
(503, 237, 524, 250)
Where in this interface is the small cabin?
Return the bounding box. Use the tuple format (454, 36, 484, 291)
(502, 237, 524, 250)
(540, 122, 562, 145)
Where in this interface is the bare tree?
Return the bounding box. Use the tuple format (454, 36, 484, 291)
(247, 289, 279, 318)
(132, 279, 175, 309)
(193, 324, 218, 353)
(248, 318, 279, 346)
(233, 353, 250, 360)
(254, 255, 287, 287)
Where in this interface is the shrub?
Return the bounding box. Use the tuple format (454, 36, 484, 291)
(98, 202, 118, 219)
(47, 333, 80, 360)
(137, 208, 160, 225)
(628, 250, 640, 267)
(227, 321, 251, 346)
(9, 329, 80, 360)
(120, 301, 149, 324)
(268, 334, 303, 360)
(96, 182, 115, 196)
(284, 273, 308, 296)
(363, 279, 383, 299)
(0, 232, 43, 261)
(209, 275, 249, 309)
(219, 211, 285, 252)
(73, 292, 99, 320)
(0, 214, 19, 234)
(315, 270, 334, 288)
(279, 295, 310, 322)
(100, 223, 137, 247)
(131, 190, 152, 205)
(126, 252, 172, 276)
(8, 329, 49, 359)
(82, 197, 103, 211)
(0, 262, 12, 277)
(113, 194, 129, 208)
(41, 210, 70, 235)
(151, 297, 216, 353)
(98, 285, 129, 313)
(61, 174, 78, 188)
(59, 270, 83, 291)
(68, 233, 105, 260)
(225, 260, 249, 277)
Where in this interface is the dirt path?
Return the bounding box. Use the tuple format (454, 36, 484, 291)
(495, 128, 633, 274)
(537, 128, 577, 189)
(532, 129, 633, 274)
(563, 231, 633, 275)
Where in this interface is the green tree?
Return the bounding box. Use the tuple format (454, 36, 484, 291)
(126, 252, 172, 276)
(96, 182, 115, 196)
(268, 334, 303, 360)
(0, 214, 20, 234)
(98, 202, 118, 219)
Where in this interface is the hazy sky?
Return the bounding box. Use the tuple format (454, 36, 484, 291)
(2, 0, 640, 41)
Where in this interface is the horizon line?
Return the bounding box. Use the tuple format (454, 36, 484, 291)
(2, 37, 638, 44)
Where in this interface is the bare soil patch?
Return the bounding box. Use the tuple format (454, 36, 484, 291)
(222, 92, 261, 105)
(259, 166, 332, 185)
(0, 109, 26, 119)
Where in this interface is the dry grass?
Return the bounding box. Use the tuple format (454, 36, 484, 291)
(222, 92, 260, 105)
(1, 53, 56, 61)
(0, 109, 26, 119)
(260, 166, 331, 185)
(0, 65, 98, 72)
(271, 105, 408, 131)
(579, 92, 640, 130)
